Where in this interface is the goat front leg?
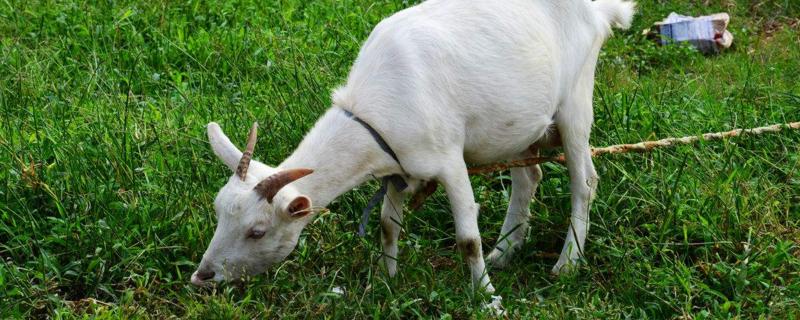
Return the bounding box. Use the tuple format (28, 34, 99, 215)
(439, 160, 495, 292)
(380, 181, 407, 277)
(486, 164, 543, 268)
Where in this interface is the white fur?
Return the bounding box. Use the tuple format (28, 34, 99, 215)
(192, 0, 635, 292)
(594, 0, 637, 30)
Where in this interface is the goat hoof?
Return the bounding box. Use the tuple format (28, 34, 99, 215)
(551, 260, 579, 276)
(485, 249, 511, 269)
(385, 264, 398, 278)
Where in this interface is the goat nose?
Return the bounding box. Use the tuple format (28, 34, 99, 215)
(197, 270, 215, 281)
(191, 269, 216, 286)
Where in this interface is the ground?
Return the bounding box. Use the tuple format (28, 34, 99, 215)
(1, 0, 799, 318)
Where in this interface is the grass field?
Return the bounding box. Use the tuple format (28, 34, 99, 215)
(1, 0, 799, 318)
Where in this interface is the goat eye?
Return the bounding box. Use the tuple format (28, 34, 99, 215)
(248, 229, 266, 239)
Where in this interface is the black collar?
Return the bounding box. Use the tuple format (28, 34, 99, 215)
(342, 108, 408, 236)
(342, 109, 404, 170)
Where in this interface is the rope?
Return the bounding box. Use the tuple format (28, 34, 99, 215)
(409, 121, 800, 211)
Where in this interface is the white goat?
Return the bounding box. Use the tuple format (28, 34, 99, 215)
(191, 0, 636, 292)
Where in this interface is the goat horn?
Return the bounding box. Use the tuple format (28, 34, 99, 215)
(254, 168, 314, 203)
(235, 122, 259, 180)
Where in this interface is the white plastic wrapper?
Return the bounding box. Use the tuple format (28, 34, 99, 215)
(483, 295, 507, 317)
(647, 12, 734, 54)
(330, 286, 345, 295)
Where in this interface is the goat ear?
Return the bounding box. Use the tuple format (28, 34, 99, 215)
(207, 122, 243, 172)
(285, 196, 312, 218)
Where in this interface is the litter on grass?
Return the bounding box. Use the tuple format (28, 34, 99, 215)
(483, 295, 507, 317)
(644, 12, 734, 54)
(330, 286, 345, 295)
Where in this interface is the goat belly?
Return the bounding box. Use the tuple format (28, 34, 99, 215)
(462, 115, 556, 165)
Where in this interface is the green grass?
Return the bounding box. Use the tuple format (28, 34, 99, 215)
(1, 0, 799, 318)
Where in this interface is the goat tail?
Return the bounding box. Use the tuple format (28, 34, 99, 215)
(592, 0, 636, 30)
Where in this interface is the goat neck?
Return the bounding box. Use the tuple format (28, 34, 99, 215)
(277, 107, 403, 208)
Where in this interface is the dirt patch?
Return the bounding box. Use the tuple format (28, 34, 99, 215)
(428, 255, 456, 270)
(762, 18, 800, 40)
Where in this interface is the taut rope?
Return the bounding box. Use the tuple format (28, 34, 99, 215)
(409, 121, 800, 211)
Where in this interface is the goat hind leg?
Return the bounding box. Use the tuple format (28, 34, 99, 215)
(552, 113, 598, 275)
